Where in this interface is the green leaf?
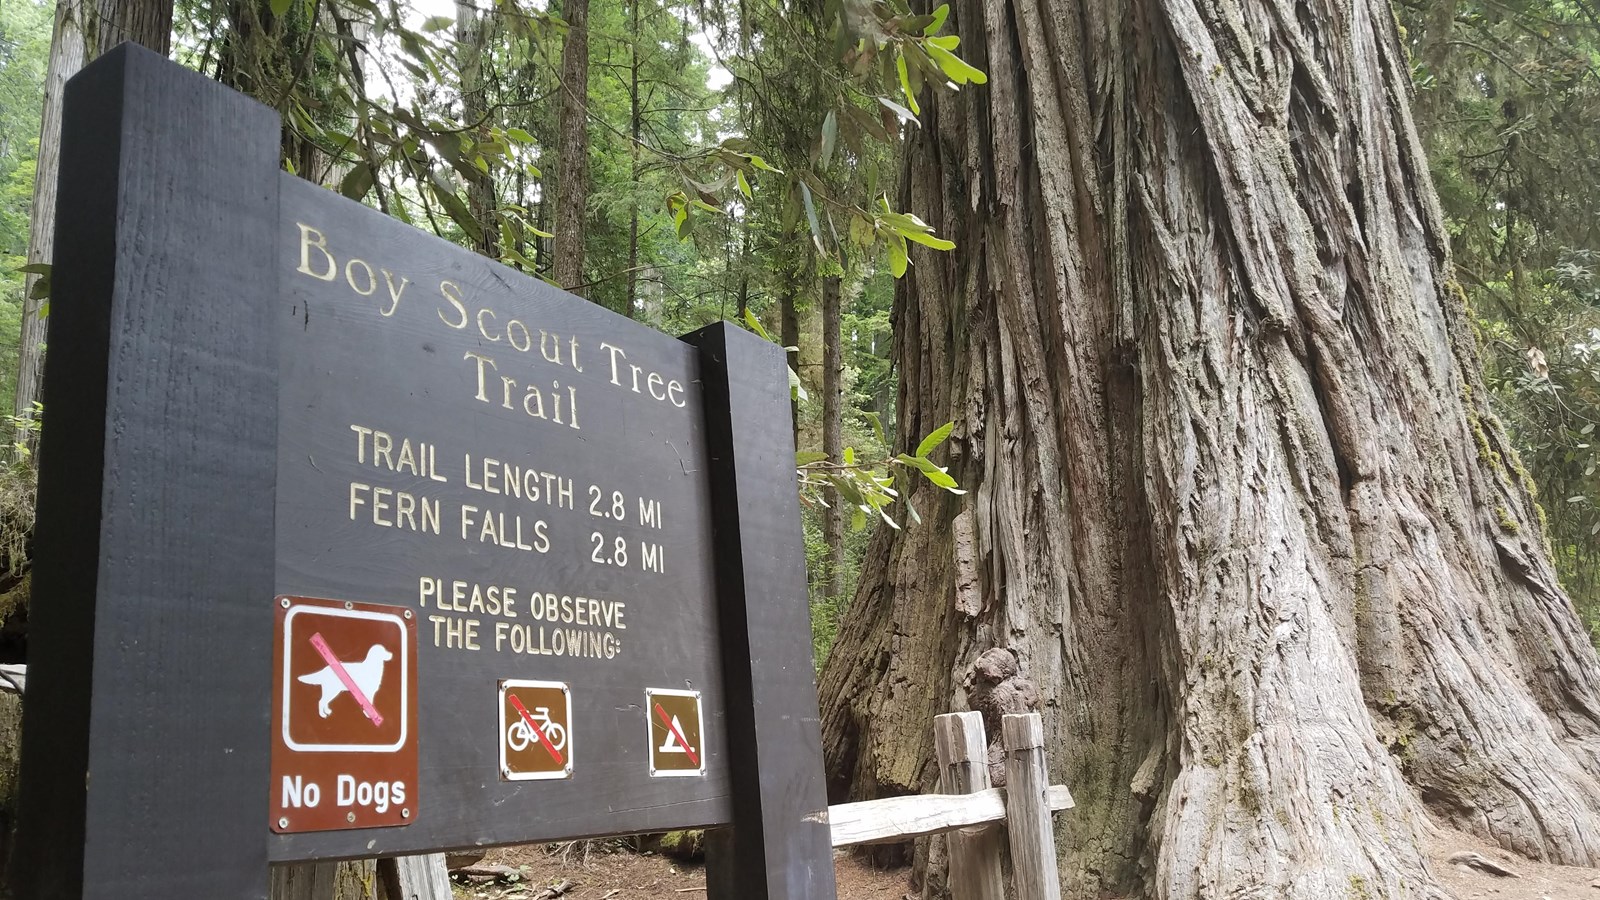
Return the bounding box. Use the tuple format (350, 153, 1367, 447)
(927, 43, 988, 85)
(924, 3, 950, 35)
(844, 446, 856, 465)
(851, 507, 867, 531)
(742, 307, 772, 341)
(887, 234, 908, 277)
(339, 162, 374, 201)
(879, 97, 918, 126)
(896, 53, 921, 116)
(916, 421, 955, 458)
(902, 230, 956, 251)
(15, 263, 50, 276)
(428, 173, 483, 243)
(796, 450, 829, 466)
(800, 182, 826, 254)
(420, 15, 454, 31)
(269, 0, 293, 16)
(865, 411, 886, 447)
(736, 170, 752, 199)
(506, 127, 535, 144)
(928, 34, 960, 50)
(819, 110, 839, 171)
(747, 154, 782, 173)
(903, 456, 958, 489)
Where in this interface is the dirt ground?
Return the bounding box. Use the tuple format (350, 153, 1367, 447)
(454, 826, 1600, 900)
(1427, 827, 1600, 900)
(458, 840, 912, 899)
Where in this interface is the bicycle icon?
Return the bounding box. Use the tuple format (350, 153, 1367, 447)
(506, 705, 567, 753)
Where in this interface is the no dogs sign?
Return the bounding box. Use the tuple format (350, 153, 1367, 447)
(271, 596, 419, 833)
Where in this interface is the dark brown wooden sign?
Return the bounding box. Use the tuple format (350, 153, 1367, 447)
(13, 44, 836, 900)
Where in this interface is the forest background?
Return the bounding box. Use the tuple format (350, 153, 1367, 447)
(1, 0, 1600, 894)
(1, 0, 1596, 655)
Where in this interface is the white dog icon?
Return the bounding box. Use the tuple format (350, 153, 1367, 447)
(299, 644, 393, 718)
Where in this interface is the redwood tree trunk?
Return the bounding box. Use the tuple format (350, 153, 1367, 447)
(821, 274, 845, 602)
(14, 0, 171, 446)
(818, 1, 1600, 896)
(550, 0, 590, 293)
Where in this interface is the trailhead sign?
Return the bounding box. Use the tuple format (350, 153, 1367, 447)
(13, 44, 836, 900)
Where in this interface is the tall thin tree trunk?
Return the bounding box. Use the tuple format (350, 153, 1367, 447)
(735, 221, 751, 322)
(819, 1, 1600, 897)
(624, 0, 641, 318)
(15, 0, 171, 449)
(550, 0, 590, 294)
(781, 269, 801, 446)
(821, 274, 844, 603)
(457, 0, 496, 258)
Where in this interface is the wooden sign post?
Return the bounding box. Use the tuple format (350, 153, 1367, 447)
(12, 44, 836, 900)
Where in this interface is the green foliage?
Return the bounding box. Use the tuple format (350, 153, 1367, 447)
(0, 0, 50, 415)
(1401, 0, 1600, 642)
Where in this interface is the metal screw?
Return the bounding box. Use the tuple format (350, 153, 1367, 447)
(279, 598, 290, 609)
(403, 610, 413, 619)
(344, 601, 354, 610)
(278, 817, 289, 828)
(401, 808, 410, 819)
(346, 811, 356, 823)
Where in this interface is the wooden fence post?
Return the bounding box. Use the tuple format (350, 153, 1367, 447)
(377, 854, 453, 899)
(1002, 714, 1062, 900)
(933, 712, 1006, 900)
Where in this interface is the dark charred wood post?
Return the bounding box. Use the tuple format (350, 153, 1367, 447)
(686, 322, 838, 900)
(13, 43, 281, 899)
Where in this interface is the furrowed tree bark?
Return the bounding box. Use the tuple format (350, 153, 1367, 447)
(818, 0, 1600, 897)
(14, 0, 171, 450)
(550, 0, 590, 294)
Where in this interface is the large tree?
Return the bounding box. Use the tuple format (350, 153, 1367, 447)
(818, 0, 1600, 896)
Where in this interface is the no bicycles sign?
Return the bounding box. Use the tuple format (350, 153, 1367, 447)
(499, 680, 573, 780)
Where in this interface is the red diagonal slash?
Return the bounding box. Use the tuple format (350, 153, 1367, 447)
(508, 693, 564, 765)
(309, 633, 383, 727)
(654, 703, 699, 767)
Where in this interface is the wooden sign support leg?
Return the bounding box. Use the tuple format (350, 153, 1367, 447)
(682, 323, 839, 900)
(11, 42, 282, 900)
